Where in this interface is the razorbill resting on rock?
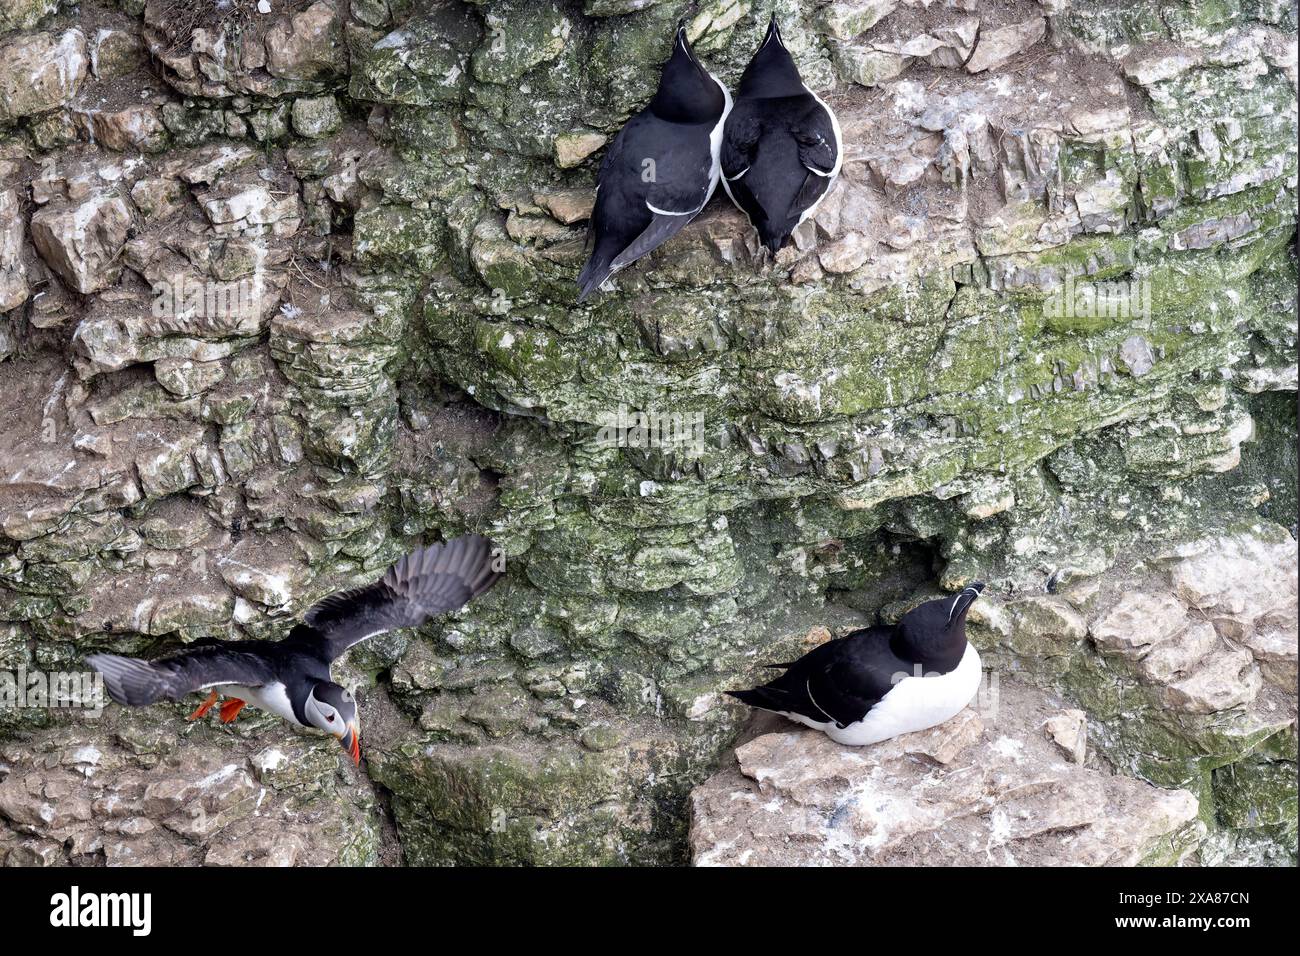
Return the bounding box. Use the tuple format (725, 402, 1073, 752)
(577, 24, 731, 301)
(727, 583, 985, 746)
(87, 535, 502, 766)
(720, 15, 842, 254)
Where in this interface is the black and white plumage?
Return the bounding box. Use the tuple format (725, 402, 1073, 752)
(720, 16, 842, 255)
(87, 534, 503, 766)
(727, 583, 985, 746)
(577, 25, 731, 301)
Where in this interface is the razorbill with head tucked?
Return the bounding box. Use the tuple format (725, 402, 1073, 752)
(577, 24, 731, 301)
(87, 535, 503, 766)
(720, 15, 842, 254)
(727, 583, 985, 746)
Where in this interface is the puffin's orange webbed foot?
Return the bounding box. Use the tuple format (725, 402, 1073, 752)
(187, 690, 219, 721)
(219, 698, 247, 724)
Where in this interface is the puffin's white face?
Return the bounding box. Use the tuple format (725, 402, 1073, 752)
(306, 683, 361, 765)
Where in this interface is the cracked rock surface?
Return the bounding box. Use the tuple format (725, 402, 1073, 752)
(0, 705, 391, 866)
(690, 681, 1203, 866)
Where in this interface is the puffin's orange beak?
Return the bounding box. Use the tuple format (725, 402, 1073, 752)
(341, 722, 361, 765)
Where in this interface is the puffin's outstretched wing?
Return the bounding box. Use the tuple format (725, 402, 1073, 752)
(303, 534, 503, 661)
(88, 646, 278, 707)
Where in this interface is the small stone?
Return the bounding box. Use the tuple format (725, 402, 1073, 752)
(139, 508, 212, 550)
(1161, 649, 1262, 714)
(154, 358, 227, 397)
(533, 188, 594, 225)
(130, 177, 186, 220)
(291, 95, 342, 138)
(817, 0, 898, 39)
(835, 46, 910, 87)
(471, 4, 570, 85)
(818, 233, 872, 274)
(554, 131, 606, 169)
(89, 28, 148, 79)
(0, 189, 28, 312)
(1138, 621, 1218, 684)
(0, 29, 87, 123)
(1090, 590, 1187, 659)
(803, 624, 832, 649)
(30, 191, 134, 294)
(579, 723, 622, 752)
(180, 144, 260, 185)
(0, 0, 59, 32)
(264, 1, 346, 81)
(966, 17, 1046, 73)
(217, 540, 306, 607)
(1118, 335, 1156, 377)
(71, 105, 168, 152)
(1043, 710, 1087, 764)
(963, 480, 1015, 519)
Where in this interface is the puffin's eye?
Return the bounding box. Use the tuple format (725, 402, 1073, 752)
(326, 715, 335, 723)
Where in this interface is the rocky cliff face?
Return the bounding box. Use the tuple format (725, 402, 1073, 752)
(691, 529, 1298, 866)
(0, 0, 1295, 866)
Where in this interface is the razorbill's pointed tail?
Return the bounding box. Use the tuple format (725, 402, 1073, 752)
(725, 687, 787, 710)
(577, 257, 613, 303)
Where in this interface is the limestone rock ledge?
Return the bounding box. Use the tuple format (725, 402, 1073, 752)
(689, 681, 1204, 866)
(0, 708, 387, 866)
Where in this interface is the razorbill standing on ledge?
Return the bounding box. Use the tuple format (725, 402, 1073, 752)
(577, 24, 731, 301)
(87, 535, 503, 766)
(727, 583, 985, 746)
(720, 15, 842, 254)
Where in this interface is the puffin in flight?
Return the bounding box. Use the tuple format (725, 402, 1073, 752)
(577, 24, 731, 301)
(720, 16, 842, 254)
(87, 534, 502, 765)
(727, 584, 984, 746)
